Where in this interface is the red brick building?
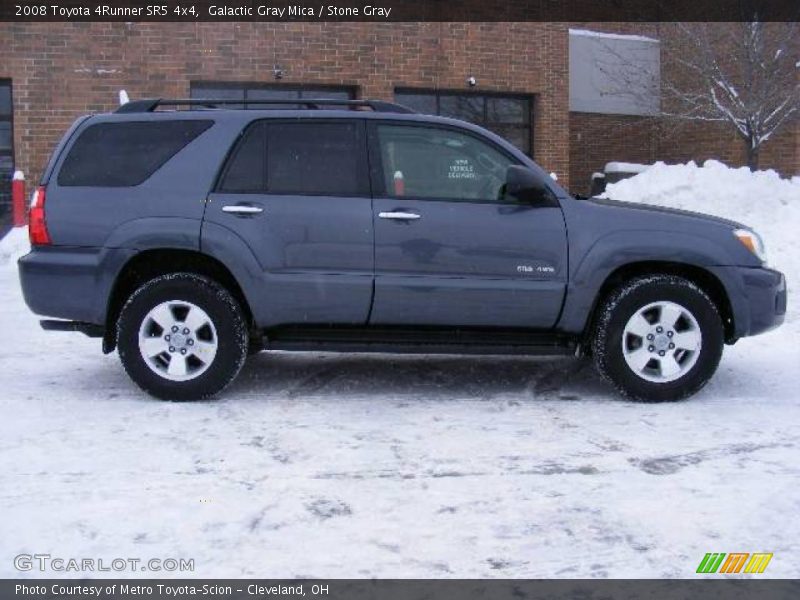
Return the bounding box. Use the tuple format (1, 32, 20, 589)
(0, 21, 797, 225)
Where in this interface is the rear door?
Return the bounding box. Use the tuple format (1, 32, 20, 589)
(205, 118, 374, 327)
(368, 122, 568, 328)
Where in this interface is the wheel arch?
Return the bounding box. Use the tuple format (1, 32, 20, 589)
(584, 261, 736, 345)
(104, 248, 254, 353)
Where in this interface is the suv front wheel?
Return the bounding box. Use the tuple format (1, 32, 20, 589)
(592, 275, 724, 402)
(117, 273, 249, 401)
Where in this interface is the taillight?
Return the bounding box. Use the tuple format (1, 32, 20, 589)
(29, 186, 51, 245)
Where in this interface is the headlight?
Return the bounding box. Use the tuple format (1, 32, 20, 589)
(734, 228, 767, 263)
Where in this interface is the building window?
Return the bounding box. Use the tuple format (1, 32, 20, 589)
(0, 80, 12, 230)
(190, 83, 355, 108)
(569, 28, 660, 116)
(394, 89, 533, 155)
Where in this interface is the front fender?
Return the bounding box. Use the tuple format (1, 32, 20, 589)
(558, 230, 738, 335)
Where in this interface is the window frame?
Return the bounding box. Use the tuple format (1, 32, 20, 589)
(366, 120, 529, 206)
(394, 88, 534, 157)
(214, 118, 371, 198)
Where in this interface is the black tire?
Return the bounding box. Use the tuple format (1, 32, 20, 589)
(117, 273, 249, 401)
(592, 275, 724, 402)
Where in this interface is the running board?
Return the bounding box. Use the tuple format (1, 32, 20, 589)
(263, 326, 576, 356)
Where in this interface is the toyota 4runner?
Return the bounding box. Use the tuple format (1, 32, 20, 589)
(18, 98, 787, 401)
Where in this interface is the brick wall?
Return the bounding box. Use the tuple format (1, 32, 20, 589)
(0, 22, 571, 188)
(1, 21, 796, 198)
(569, 113, 660, 195)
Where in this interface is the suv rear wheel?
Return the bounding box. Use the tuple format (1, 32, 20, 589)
(117, 273, 249, 401)
(592, 275, 724, 402)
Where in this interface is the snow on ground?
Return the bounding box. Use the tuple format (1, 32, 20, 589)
(1, 164, 799, 579)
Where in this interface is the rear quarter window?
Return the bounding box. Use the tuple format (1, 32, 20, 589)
(57, 120, 213, 187)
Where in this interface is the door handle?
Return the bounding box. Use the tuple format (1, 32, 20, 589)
(378, 211, 421, 220)
(222, 205, 264, 215)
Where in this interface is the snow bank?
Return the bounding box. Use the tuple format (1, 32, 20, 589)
(602, 160, 800, 294)
(0, 226, 30, 266)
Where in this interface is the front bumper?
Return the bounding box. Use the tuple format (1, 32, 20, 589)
(711, 265, 787, 339)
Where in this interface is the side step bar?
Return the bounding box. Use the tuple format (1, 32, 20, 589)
(263, 326, 577, 356)
(40, 320, 104, 338)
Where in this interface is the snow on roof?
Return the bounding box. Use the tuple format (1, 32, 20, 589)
(604, 161, 651, 174)
(569, 28, 659, 44)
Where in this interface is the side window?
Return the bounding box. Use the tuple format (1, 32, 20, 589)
(218, 122, 266, 193)
(376, 124, 516, 202)
(58, 120, 212, 187)
(266, 122, 365, 196)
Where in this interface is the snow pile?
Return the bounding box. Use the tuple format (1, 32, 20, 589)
(602, 160, 800, 292)
(0, 226, 30, 266)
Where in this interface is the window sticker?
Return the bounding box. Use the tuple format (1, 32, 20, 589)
(448, 159, 476, 180)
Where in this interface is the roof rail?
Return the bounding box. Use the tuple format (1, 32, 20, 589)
(116, 98, 415, 114)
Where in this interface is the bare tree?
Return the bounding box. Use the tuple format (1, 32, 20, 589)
(597, 22, 799, 170)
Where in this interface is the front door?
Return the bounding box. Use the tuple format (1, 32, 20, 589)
(369, 122, 567, 328)
(205, 119, 374, 327)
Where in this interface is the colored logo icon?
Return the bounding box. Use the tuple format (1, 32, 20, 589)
(696, 553, 773, 574)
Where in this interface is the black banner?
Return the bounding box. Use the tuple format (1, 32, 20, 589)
(1, 0, 799, 22)
(3, 579, 800, 600)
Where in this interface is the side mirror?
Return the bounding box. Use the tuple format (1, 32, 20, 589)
(504, 165, 553, 205)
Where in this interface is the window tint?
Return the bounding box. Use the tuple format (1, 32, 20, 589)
(218, 122, 266, 192)
(377, 125, 516, 202)
(58, 120, 212, 187)
(266, 122, 363, 196)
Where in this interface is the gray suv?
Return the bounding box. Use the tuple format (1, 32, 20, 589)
(18, 98, 787, 402)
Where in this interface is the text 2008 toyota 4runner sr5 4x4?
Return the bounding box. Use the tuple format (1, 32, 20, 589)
(18, 98, 787, 401)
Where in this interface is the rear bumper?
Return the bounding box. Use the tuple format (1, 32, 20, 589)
(17, 246, 133, 325)
(710, 265, 786, 339)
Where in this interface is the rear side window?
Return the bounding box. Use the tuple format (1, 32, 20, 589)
(267, 123, 363, 196)
(218, 122, 266, 193)
(217, 121, 366, 196)
(58, 120, 213, 187)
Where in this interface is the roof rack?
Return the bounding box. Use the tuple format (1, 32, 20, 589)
(116, 98, 415, 114)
